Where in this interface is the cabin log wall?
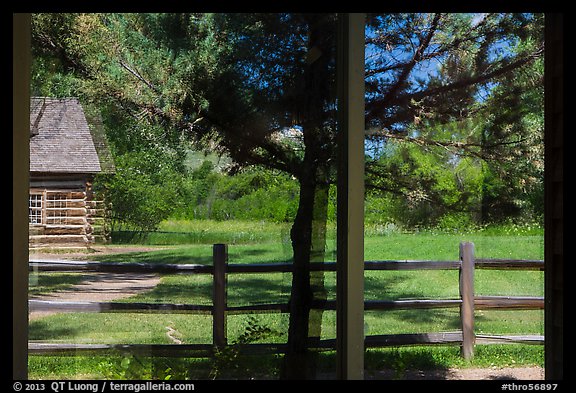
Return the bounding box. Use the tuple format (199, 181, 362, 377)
(29, 176, 110, 248)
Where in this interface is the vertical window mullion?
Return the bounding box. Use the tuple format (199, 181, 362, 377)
(336, 12, 365, 380)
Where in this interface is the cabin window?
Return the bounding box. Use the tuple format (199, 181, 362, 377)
(29, 193, 43, 224)
(45, 193, 73, 225)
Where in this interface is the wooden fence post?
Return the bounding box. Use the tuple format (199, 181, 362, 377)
(213, 243, 228, 349)
(459, 241, 475, 360)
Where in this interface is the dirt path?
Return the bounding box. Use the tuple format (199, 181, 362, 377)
(29, 246, 165, 320)
(29, 271, 161, 320)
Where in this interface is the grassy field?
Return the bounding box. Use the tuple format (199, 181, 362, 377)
(28, 220, 544, 379)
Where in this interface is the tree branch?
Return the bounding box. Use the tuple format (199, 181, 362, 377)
(377, 14, 442, 109)
(366, 14, 499, 78)
(366, 128, 531, 161)
(198, 112, 302, 177)
(368, 44, 544, 121)
(118, 59, 161, 94)
(410, 45, 543, 101)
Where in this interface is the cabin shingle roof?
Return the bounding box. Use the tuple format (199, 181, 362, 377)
(30, 97, 102, 174)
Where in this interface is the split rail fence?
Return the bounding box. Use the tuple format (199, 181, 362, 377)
(29, 242, 544, 359)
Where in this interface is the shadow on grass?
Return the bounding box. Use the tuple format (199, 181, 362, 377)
(125, 275, 213, 305)
(393, 308, 462, 329)
(92, 245, 293, 266)
(29, 318, 81, 341)
(363, 346, 456, 380)
(227, 276, 291, 306)
(93, 250, 213, 265)
(364, 274, 413, 300)
(229, 248, 292, 264)
(312, 348, 454, 380)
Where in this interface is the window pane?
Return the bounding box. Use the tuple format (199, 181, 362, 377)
(29, 12, 340, 380)
(29, 194, 42, 224)
(363, 13, 544, 376)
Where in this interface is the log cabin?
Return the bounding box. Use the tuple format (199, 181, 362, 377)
(29, 97, 114, 249)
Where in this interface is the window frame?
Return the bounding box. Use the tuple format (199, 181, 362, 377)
(12, 12, 564, 381)
(28, 192, 44, 225)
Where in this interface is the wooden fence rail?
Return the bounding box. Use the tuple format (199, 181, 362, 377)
(28, 242, 544, 359)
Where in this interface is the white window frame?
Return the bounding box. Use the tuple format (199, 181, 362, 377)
(28, 192, 44, 225)
(45, 192, 70, 225)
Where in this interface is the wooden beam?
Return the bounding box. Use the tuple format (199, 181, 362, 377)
(474, 296, 544, 310)
(459, 242, 475, 360)
(29, 260, 213, 274)
(544, 12, 564, 380)
(475, 259, 545, 270)
(13, 12, 30, 380)
(29, 300, 213, 314)
(476, 334, 544, 345)
(213, 244, 228, 349)
(336, 12, 365, 380)
(30, 258, 544, 274)
(365, 332, 463, 347)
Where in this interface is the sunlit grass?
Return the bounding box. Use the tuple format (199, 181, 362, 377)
(29, 219, 544, 378)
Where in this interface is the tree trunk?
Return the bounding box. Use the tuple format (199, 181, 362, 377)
(308, 168, 330, 375)
(281, 14, 335, 379)
(281, 165, 330, 379)
(282, 163, 316, 379)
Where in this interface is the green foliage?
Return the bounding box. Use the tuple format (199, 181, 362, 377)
(174, 162, 301, 223)
(367, 137, 483, 229)
(96, 355, 191, 380)
(96, 355, 151, 380)
(365, 13, 544, 228)
(113, 219, 292, 246)
(210, 316, 280, 379)
(434, 212, 477, 233)
(104, 151, 186, 232)
(31, 12, 544, 231)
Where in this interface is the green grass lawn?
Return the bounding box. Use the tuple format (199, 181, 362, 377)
(28, 220, 544, 379)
